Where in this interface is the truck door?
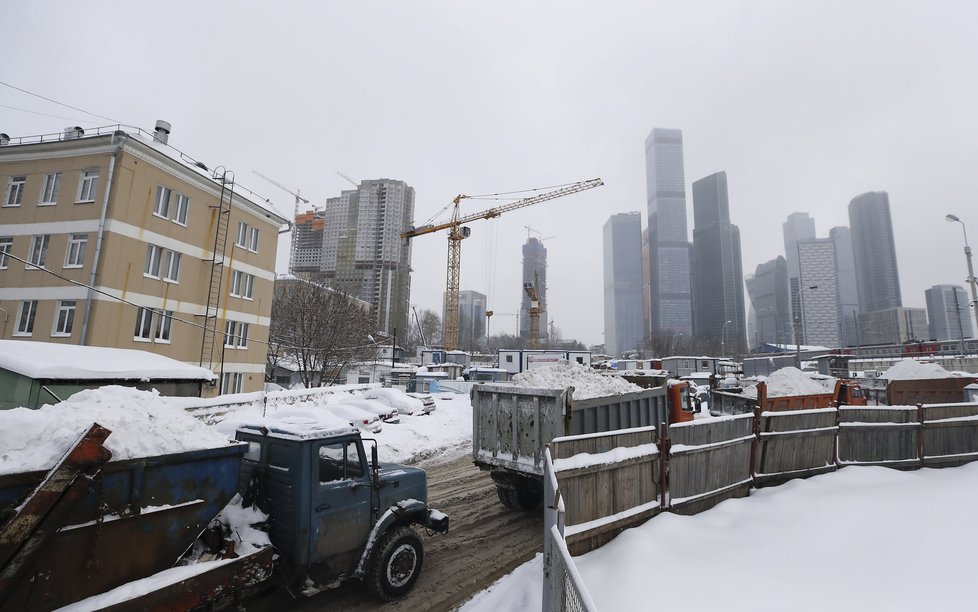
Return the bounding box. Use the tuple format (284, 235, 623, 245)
(310, 439, 372, 568)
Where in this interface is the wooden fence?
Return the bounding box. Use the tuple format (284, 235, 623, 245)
(552, 401, 978, 555)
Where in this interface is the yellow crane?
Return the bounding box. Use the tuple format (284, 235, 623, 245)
(401, 178, 603, 351)
(252, 170, 310, 274)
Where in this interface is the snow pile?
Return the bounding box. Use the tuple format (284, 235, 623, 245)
(213, 407, 359, 441)
(512, 362, 642, 399)
(213, 493, 272, 553)
(0, 386, 234, 476)
(742, 367, 833, 398)
(882, 359, 956, 380)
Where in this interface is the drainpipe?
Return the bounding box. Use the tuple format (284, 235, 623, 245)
(80, 131, 127, 345)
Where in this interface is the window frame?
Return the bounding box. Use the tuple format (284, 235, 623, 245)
(163, 250, 181, 283)
(133, 307, 154, 341)
(76, 169, 100, 203)
(153, 185, 172, 219)
(0, 237, 12, 270)
(224, 320, 238, 347)
(236, 222, 259, 253)
(15, 300, 38, 336)
(172, 193, 190, 226)
(52, 300, 76, 337)
(27, 235, 50, 269)
(39, 172, 62, 206)
(64, 233, 88, 269)
(230, 270, 255, 299)
(221, 371, 244, 394)
(154, 310, 173, 343)
(144, 244, 163, 279)
(4, 176, 26, 207)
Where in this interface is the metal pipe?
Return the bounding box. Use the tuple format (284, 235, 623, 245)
(794, 285, 817, 368)
(946, 214, 978, 339)
(80, 131, 126, 345)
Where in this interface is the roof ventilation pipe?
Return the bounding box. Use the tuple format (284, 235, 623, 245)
(64, 126, 84, 140)
(153, 120, 171, 144)
(0, 134, 9, 146)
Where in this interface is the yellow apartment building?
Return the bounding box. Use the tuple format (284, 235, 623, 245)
(0, 122, 288, 395)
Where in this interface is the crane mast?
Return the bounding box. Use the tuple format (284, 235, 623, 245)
(252, 170, 310, 275)
(401, 178, 602, 351)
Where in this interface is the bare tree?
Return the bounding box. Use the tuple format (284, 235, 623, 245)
(269, 279, 377, 387)
(406, 309, 441, 353)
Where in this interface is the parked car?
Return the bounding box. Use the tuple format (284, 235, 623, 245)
(342, 398, 400, 424)
(322, 402, 384, 433)
(364, 388, 434, 416)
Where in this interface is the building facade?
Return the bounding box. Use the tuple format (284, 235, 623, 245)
(829, 226, 860, 346)
(690, 171, 745, 353)
(797, 238, 841, 348)
(782, 212, 817, 344)
(849, 191, 902, 312)
(519, 237, 549, 340)
(644, 128, 692, 336)
(0, 123, 287, 394)
(290, 209, 326, 276)
(603, 212, 645, 357)
(320, 179, 414, 337)
(925, 284, 974, 341)
(858, 307, 928, 346)
(449, 289, 487, 352)
(745, 256, 791, 349)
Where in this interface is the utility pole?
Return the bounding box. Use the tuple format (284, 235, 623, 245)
(946, 214, 978, 338)
(795, 285, 817, 368)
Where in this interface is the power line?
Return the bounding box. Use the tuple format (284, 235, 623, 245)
(0, 80, 121, 124)
(1, 249, 383, 354)
(0, 103, 103, 124)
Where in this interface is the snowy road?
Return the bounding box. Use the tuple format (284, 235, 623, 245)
(249, 452, 543, 611)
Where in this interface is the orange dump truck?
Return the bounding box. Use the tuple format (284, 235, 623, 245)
(711, 379, 866, 415)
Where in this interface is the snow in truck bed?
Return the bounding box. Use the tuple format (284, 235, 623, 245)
(512, 362, 643, 399)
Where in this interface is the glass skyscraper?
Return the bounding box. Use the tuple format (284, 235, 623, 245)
(849, 191, 902, 312)
(644, 128, 692, 336)
(603, 212, 645, 357)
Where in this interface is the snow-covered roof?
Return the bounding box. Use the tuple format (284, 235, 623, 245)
(0, 340, 215, 381)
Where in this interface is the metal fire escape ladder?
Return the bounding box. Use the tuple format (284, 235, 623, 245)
(200, 170, 235, 371)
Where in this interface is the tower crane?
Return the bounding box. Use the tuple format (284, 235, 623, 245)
(401, 178, 603, 351)
(252, 170, 311, 274)
(523, 273, 544, 349)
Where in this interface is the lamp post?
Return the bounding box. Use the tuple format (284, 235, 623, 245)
(721, 320, 732, 357)
(945, 214, 978, 338)
(794, 285, 817, 368)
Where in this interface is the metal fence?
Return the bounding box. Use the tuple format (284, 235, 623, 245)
(543, 447, 598, 612)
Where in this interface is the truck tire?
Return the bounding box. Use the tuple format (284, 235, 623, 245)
(367, 526, 424, 601)
(496, 482, 541, 512)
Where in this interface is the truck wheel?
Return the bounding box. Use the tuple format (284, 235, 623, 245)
(496, 484, 518, 509)
(514, 482, 542, 511)
(367, 526, 424, 601)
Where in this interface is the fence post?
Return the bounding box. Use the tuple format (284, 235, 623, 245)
(658, 421, 669, 509)
(916, 403, 925, 462)
(834, 401, 841, 467)
(749, 404, 762, 488)
(543, 444, 554, 612)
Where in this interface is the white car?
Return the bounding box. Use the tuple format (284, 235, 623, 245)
(363, 388, 434, 416)
(322, 402, 383, 433)
(341, 398, 400, 424)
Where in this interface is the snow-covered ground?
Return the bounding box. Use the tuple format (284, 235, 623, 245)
(460, 462, 978, 611)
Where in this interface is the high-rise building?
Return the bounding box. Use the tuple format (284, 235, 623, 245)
(644, 128, 692, 336)
(320, 179, 414, 336)
(603, 212, 645, 357)
(691, 171, 745, 352)
(782, 212, 817, 344)
(290, 209, 326, 276)
(829, 226, 860, 346)
(926, 285, 974, 341)
(0, 123, 288, 395)
(519, 237, 548, 340)
(858, 307, 927, 345)
(745, 256, 791, 348)
(797, 238, 841, 348)
(641, 227, 651, 337)
(849, 191, 902, 312)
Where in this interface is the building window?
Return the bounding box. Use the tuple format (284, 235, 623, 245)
(134, 307, 155, 341)
(153, 185, 172, 218)
(4, 176, 25, 207)
(39, 173, 62, 206)
(28, 235, 50, 268)
(224, 320, 237, 347)
(52, 300, 76, 336)
(224, 320, 249, 348)
(15, 300, 38, 336)
(230, 270, 254, 299)
(236, 222, 259, 253)
(221, 371, 244, 394)
(76, 169, 99, 203)
(154, 310, 173, 343)
(0, 237, 11, 269)
(64, 233, 88, 268)
(172, 193, 190, 225)
(163, 251, 181, 283)
(144, 244, 163, 278)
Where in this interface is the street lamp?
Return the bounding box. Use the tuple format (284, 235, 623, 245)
(721, 320, 732, 357)
(794, 285, 817, 368)
(945, 213, 978, 338)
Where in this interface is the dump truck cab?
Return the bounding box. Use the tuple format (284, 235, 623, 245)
(668, 380, 697, 423)
(834, 380, 867, 406)
(235, 420, 447, 600)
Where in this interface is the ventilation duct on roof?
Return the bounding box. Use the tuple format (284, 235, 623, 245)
(64, 126, 84, 140)
(154, 120, 171, 144)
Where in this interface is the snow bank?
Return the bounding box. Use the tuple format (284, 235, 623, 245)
(882, 359, 956, 380)
(0, 386, 233, 476)
(742, 367, 833, 398)
(512, 362, 642, 400)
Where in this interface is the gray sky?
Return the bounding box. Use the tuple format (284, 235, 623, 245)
(3, 1, 976, 346)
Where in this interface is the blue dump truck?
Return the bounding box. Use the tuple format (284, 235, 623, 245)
(0, 419, 448, 611)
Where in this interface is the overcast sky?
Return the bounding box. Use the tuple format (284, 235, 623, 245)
(3, 1, 976, 346)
